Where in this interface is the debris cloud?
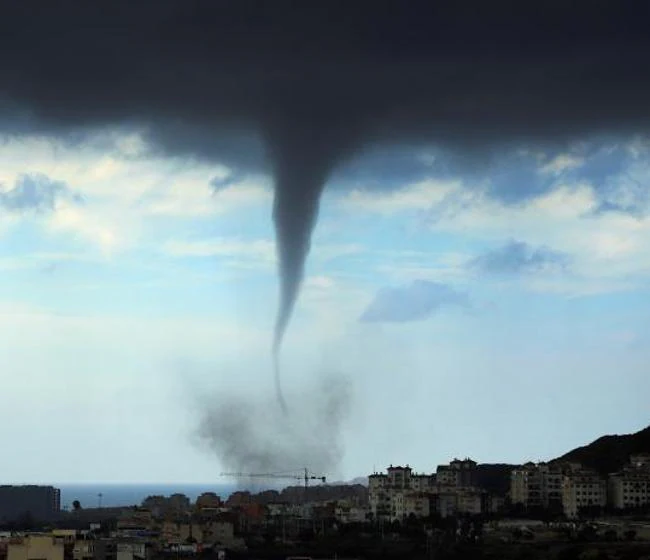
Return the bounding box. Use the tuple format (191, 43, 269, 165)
(196, 371, 353, 476)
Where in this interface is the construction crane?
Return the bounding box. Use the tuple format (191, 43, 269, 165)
(220, 468, 326, 502)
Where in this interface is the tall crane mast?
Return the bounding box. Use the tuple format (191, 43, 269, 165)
(220, 468, 326, 503)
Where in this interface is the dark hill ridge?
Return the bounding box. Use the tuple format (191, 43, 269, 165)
(552, 424, 650, 475)
(477, 425, 650, 495)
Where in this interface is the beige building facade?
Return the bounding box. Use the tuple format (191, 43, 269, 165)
(562, 470, 607, 518)
(510, 462, 573, 510)
(7, 536, 64, 560)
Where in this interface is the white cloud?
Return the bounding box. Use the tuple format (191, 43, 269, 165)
(340, 178, 461, 215)
(538, 153, 585, 175)
(46, 200, 125, 257)
(163, 237, 276, 263)
(144, 176, 271, 218)
(162, 236, 365, 274)
(0, 131, 273, 255)
(340, 171, 650, 295)
(311, 242, 364, 261)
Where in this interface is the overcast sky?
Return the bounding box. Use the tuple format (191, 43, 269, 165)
(1, 130, 648, 483)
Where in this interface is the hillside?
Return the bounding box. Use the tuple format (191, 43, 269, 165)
(465, 425, 650, 496)
(553, 424, 650, 475)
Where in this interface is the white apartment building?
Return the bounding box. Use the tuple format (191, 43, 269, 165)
(510, 462, 570, 510)
(369, 465, 435, 522)
(369, 461, 484, 521)
(562, 469, 607, 519)
(608, 454, 650, 510)
(369, 465, 436, 492)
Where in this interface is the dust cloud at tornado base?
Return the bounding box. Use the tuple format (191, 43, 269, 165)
(195, 370, 353, 478)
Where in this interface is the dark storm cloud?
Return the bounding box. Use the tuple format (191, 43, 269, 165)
(2, 1, 650, 405)
(470, 241, 570, 275)
(0, 173, 82, 214)
(360, 280, 469, 323)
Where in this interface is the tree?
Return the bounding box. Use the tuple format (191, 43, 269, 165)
(72, 500, 81, 512)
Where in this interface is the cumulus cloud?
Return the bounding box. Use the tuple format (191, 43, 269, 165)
(470, 240, 570, 275)
(0, 173, 82, 214)
(360, 280, 469, 323)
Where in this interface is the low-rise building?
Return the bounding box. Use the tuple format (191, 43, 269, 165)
(116, 542, 147, 560)
(93, 539, 149, 560)
(7, 535, 64, 560)
(199, 521, 234, 546)
(71, 540, 94, 560)
(334, 501, 367, 524)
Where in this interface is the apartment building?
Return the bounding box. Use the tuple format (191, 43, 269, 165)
(510, 462, 568, 510)
(436, 458, 478, 488)
(608, 454, 650, 510)
(388, 491, 431, 520)
(562, 469, 607, 519)
(368, 465, 435, 522)
(369, 461, 485, 521)
(369, 465, 436, 492)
